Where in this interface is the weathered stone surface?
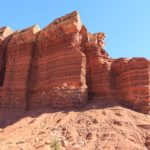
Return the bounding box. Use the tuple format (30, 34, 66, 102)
(0, 25, 40, 108)
(29, 11, 87, 108)
(111, 58, 150, 113)
(85, 33, 112, 100)
(0, 11, 149, 114)
(0, 26, 13, 40)
(0, 27, 14, 86)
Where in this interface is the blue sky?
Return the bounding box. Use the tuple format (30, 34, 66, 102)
(0, 0, 150, 58)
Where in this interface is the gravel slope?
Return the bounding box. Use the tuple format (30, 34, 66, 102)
(0, 101, 150, 150)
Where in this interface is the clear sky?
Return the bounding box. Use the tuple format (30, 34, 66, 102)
(0, 0, 150, 59)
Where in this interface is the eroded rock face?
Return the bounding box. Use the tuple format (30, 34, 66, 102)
(29, 11, 87, 108)
(85, 33, 112, 100)
(0, 25, 40, 108)
(111, 58, 150, 113)
(0, 11, 149, 114)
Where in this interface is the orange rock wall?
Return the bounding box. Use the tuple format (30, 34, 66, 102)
(85, 33, 112, 100)
(111, 58, 150, 113)
(0, 26, 40, 108)
(0, 11, 149, 114)
(29, 12, 87, 108)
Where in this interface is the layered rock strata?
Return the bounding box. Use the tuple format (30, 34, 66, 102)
(111, 58, 150, 113)
(30, 12, 87, 108)
(0, 11, 149, 114)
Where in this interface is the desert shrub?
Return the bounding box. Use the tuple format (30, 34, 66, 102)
(51, 138, 61, 150)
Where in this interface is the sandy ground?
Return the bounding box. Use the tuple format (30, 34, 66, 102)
(0, 100, 150, 150)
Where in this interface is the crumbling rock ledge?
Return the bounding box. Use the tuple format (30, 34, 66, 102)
(0, 11, 149, 114)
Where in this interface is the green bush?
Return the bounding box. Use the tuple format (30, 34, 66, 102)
(51, 138, 61, 150)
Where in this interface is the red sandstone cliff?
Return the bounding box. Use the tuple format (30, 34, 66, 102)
(30, 12, 87, 108)
(0, 11, 149, 114)
(111, 58, 150, 113)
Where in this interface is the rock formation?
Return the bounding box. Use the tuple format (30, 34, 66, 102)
(0, 11, 149, 114)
